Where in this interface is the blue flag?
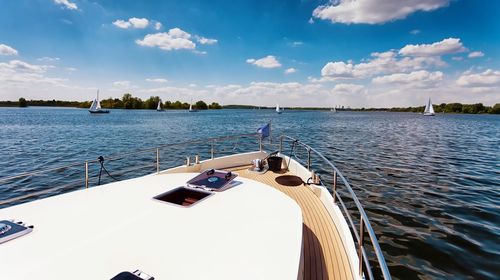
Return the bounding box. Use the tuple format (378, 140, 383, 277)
(257, 123, 270, 139)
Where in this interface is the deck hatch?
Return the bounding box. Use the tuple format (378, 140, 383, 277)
(186, 169, 238, 192)
(153, 187, 213, 207)
(0, 220, 33, 244)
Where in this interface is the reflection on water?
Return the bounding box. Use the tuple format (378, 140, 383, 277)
(0, 107, 499, 279)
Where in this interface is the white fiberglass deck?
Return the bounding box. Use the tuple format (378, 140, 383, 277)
(0, 173, 303, 280)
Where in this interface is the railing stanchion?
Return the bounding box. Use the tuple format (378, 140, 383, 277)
(259, 136, 263, 152)
(156, 148, 160, 174)
(211, 141, 215, 159)
(359, 216, 364, 277)
(333, 171, 337, 203)
(84, 161, 89, 189)
(307, 148, 311, 170)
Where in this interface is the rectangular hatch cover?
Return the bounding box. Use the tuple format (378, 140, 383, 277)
(186, 169, 238, 192)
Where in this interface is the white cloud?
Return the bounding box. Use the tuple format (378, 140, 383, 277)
(112, 20, 131, 29)
(136, 28, 196, 51)
(452, 56, 463, 61)
(113, 18, 150, 29)
(145, 78, 168, 83)
(196, 36, 218, 45)
(313, 0, 449, 24)
(54, 0, 78, 10)
(0, 44, 18, 56)
(285, 68, 297, 74)
(246, 55, 282, 68)
(291, 41, 303, 46)
(372, 70, 443, 86)
(456, 69, 500, 87)
(66, 67, 77, 72)
(113, 80, 131, 87)
(37, 57, 60, 62)
(0, 60, 50, 73)
(399, 38, 467, 57)
(308, 18, 314, 24)
(193, 50, 207, 55)
(0, 59, 65, 91)
(155, 22, 162, 30)
(320, 51, 445, 80)
(468, 51, 484, 58)
(129, 18, 149, 29)
(321, 61, 354, 77)
(410, 29, 421, 35)
(168, 28, 191, 39)
(332, 83, 365, 95)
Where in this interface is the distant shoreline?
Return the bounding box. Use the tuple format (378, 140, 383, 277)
(1, 102, 499, 114)
(1, 97, 499, 114)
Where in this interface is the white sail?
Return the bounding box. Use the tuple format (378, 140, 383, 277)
(89, 89, 109, 113)
(89, 99, 97, 111)
(157, 100, 162, 110)
(276, 104, 280, 113)
(95, 90, 101, 110)
(188, 99, 198, 112)
(424, 97, 435, 115)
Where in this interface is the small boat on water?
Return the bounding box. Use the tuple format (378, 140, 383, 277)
(276, 104, 282, 114)
(188, 100, 198, 112)
(331, 107, 337, 113)
(88, 90, 109, 114)
(156, 99, 164, 111)
(423, 97, 435, 116)
(0, 124, 391, 279)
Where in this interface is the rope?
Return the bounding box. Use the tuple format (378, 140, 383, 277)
(97, 156, 119, 185)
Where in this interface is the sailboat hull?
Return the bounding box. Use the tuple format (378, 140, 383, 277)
(89, 110, 110, 114)
(423, 112, 435, 116)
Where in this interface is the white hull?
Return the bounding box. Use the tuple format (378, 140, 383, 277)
(0, 152, 361, 279)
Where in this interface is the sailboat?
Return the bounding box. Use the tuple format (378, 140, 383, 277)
(88, 90, 109, 114)
(331, 107, 336, 113)
(276, 104, 282, 114)
(156, 99, 164, 111)
(188, 100, 198, 112)
(423, 97, 435, 116)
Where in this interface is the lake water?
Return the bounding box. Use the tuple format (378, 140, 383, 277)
(0, 107, 499, 279)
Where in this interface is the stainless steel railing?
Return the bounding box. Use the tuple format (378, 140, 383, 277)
(278, 135, 391, 280)
(0, 132, 390, 279)
(0, 133, 261, 207)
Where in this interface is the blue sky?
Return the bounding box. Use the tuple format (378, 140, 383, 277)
(0, 0, 499, 107)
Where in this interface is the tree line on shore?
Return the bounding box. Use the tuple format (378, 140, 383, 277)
(1, 96, 498, 114)
(78, 94, 222, 110)
(354, 103, 500, 114)
(5, 94, 222, 110)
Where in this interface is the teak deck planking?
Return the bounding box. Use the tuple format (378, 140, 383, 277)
(228, 166, 354, 280)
